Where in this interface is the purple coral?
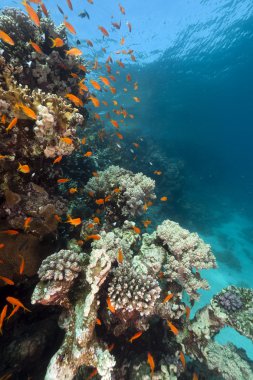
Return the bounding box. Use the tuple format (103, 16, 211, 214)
(217, 290, 243, 312)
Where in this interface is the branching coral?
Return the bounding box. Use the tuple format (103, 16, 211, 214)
(85, 165, 156, 223)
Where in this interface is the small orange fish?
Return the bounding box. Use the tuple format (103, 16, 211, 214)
(112, 21, 121, 29)
(167, 321, 179, 335)
(0, 305, 8, 334)
(133, 226, 141, 234)
(129, 114, 134, 119)
(154, 170, 162, 175)
(185, 306, 191, 319)
(111, 119, 119, 129)
(109, 75, 116, 82)
(142, 220, 151, 228)
(116, 60, 125, 68)
(60, 137, 73, 145)
(126, 74, 131, 82)
(66, 216, 82, 227)
(108, 343, 115, 352)
(50, 37, 64, 48)
(134, 82, 138, 90)
(120, 36, 125, 45)
(96, 318, 102, 325)
(163, 293, 173, 304)
(106, 64, 111, 74)
(7, 305, 19, 321)
(19, 254, 25, 275)
(0, 30, 15, 45)
(127, 22, 132, 32)
(81, 137, 86, 144)
(22, 1, 40, 27)
(90, 80, 101, 91)
(88, 191, 95, 197)
(193, 373, 198, 380)
(1, 114, 7, 124)
(86, 369, 97, 380)
(87, 0, 94, 3)
(95, 199, 104, 205)
(69, 187, 78, 194)
(6, 296, 31, 312)
(89, 96, 100, 108)
(131, 54, 136, 62)
(99, 76, 110, 87)
(98, 26, 109, 37)
(119, 3, 126, 15)
(86, 39, 93, 47)
(147, 352, 155, 374)
(6, 117, 18, 132)
(116, 132, 123, 140)
(0, 244, 5, 249)
(53, 155, 63, 164)
(0, 230, 19, 235)
(40, 2, 49, 17)
(57, 178, 70, 184)
(70, 73, 79, 79)
(24, 216, 32, 230)
(113, 100, 118, 106)
(65, 93, 83, 107)
(105, 195, 111, 202)
(18, 163, 30, 174)
(113, 188, 120, 193)
(117, 248, 123, 264)
(94, 113, 101, 120)
(87, 223, 94, 229)
(66, 0, 73, 10)
(79, 64, 87, 72)
(133, 96, 140, 102)
(16, 103, 37, 120)
(160, 196, 168, 201)
(83, 151, 92, 157)
(129, 331, 143, 343)
(93, 217, 100, 224)
(64, 19, 76, 34)
(54, 214, 62, 222)
(66, 47, 82, 56)
(106, 297, 115, 313)
(86, 235, 101, 240)
(179, 351, 186, 369)
(0, 276, 14, 286)
(29, 40, 43, 54)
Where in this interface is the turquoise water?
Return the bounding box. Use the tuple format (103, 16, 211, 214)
(1, 0, 253, 373)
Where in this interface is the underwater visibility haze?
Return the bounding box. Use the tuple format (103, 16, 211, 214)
(0, 0, 253, 379)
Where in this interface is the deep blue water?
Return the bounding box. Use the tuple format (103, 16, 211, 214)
(1, 0, 253, 361)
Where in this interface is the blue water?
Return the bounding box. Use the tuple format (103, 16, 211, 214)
(2, 0, 253, 362)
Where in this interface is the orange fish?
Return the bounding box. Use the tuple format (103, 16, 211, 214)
(69, 187, 78, 194)
(87, 0, 94, 3)
(0, 230, 19, 235)
(126, 74, 131, 82)
(86, 234, 101, 240)
(90, 80, 101, 91)
(109, 76, 116, 83)
(179, 351, 186, 369)
(80, 137, 86, 145)
(88, 191, 95, 198)
(19, 255, 25, 275)
(40, 2, 49, 17)
(110, 119, 119, 129)
(106, 64, 111, 74)
(0, 30, 15, 46)
(120, 37, 125, 45)
(6, 297, 31, 312)
(93, 217, 100, 224)
(0, 276, 14, 286)
(154, 170, 162, 175)
(163, 293, 173, 304)
(50, 37, 64, 48)
(70, 73, 79, 79)
(133, 96, 140, 102)
(142, 220, 151, 228)
(60, 137, 73, 145)
(0, 305, 8, 334)
(89, 96, 100, 108)
(24, 216, 32, 230)
(53, 155, 63, 164)
(167, 321, 179, 335)
(117, 248, 123, 264)
(147, 352, 155, 374)
(0, 244, 5, 249)
(79, 64, 87, 72)
(129, 331, 143, 343)
(98, 26, 109, 37)
(18, 163, 30, 174)
(112, 21, 121, 29)
(86, 369, 97, 380)
(66, 0, 73, 10)
(193, 373, 198, 380)
(7, 305, 19, 321)
(22, 1, 40, 27)
(29, 40, 43, 54)
(185, 306, 191, 319)
(66, 47, 82, 56)
(116, 132, 123, 140)
(119, 3, 126, 15)
(86, 39, 93, 47)
(108, 343, 115, 352)
(116, 60, 125, 68)
(64, 19, 76, 34)
(6, 117, 18, 132)
(99, 76, 111, 87)
(94, 113, 101, 120)
(54, 214, 62, 222)
(16, 103, 37, 120)
(131, 54, 136, 62)
(57, 178, 70, 183)
(65, 93, 83, 107)
(95, 199, 104, 205)
(129, 114, 134, 119)
(96, 318, 102, 325)
(83, 151, 92, 157)
(105, 194, 111, 202)
(106, 297, 115, 313)
(113, 100, 118, 106)
(1, 114, 7, 124)
(133, 142, 139, 148)
(160, 196, 167, 201)
(132, 226, 141, 234)
(113, 188, 120, 193)
(66, 215, 82, 227)
(110, 87, 117, 94)
(127, 22, 132, 33)
(87, 223, 94, 229)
